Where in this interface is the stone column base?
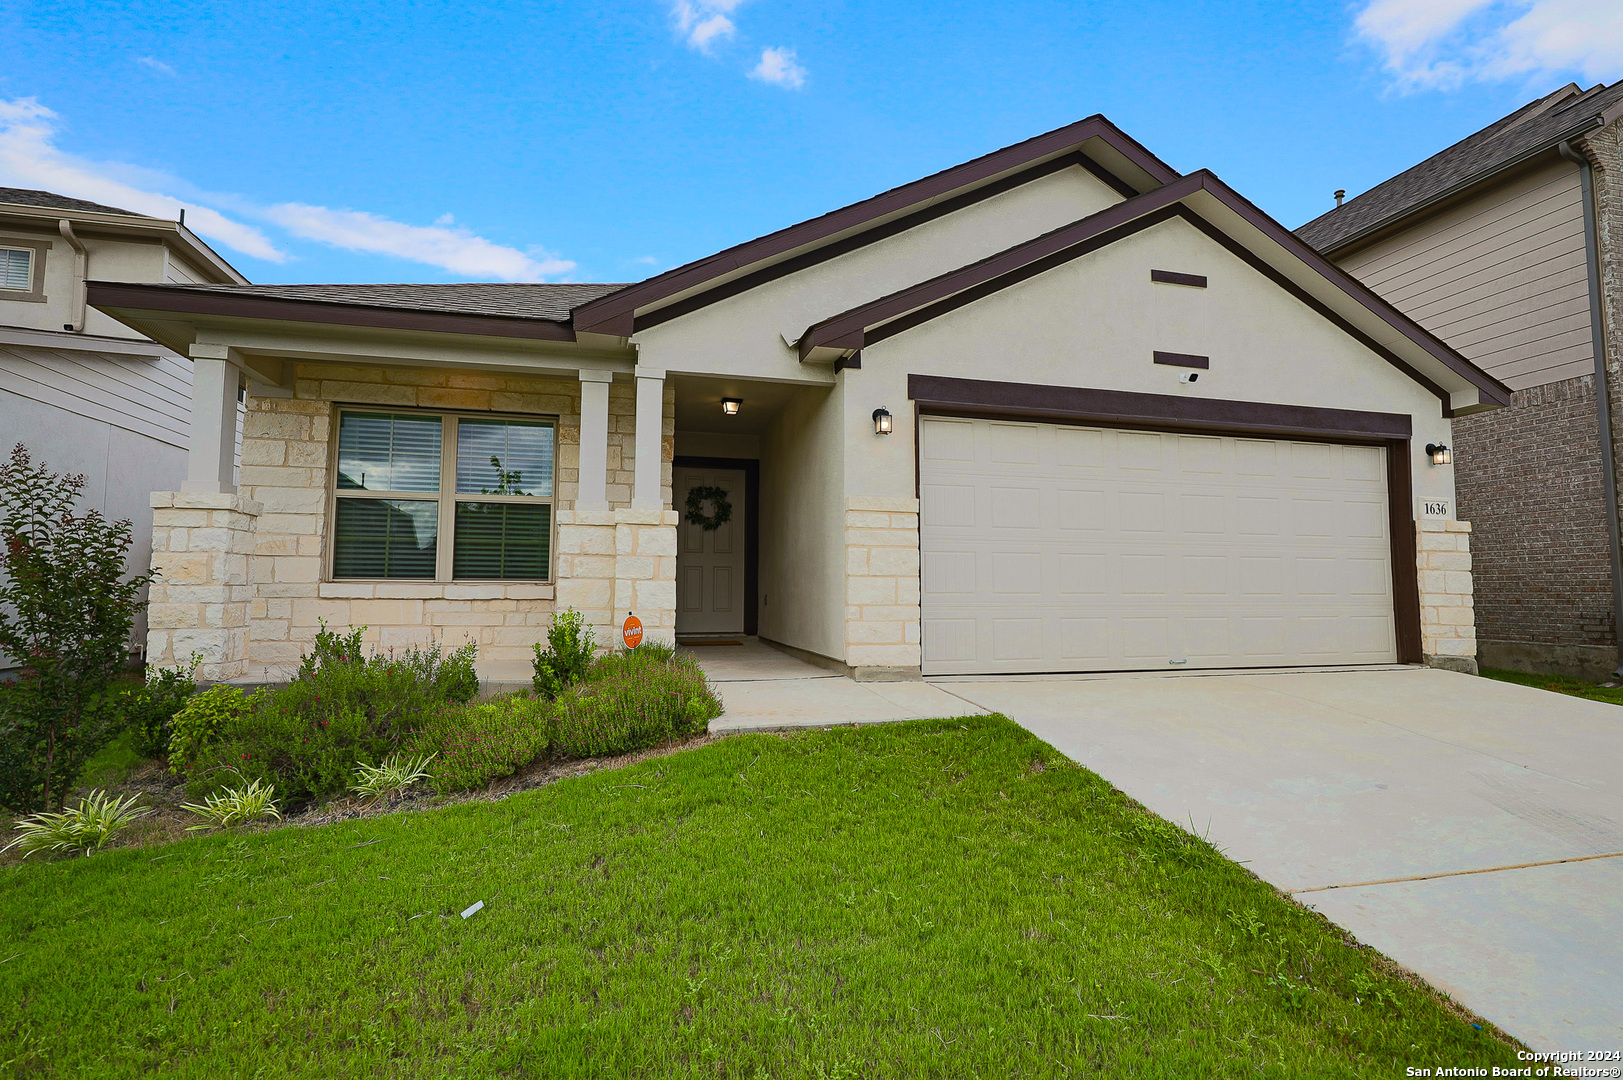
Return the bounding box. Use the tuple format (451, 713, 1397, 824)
(844, 496, 922, 678)
(146, 491, 262, 682)
(1416, 519, 1477, 674)
(556, 508, 677, 650)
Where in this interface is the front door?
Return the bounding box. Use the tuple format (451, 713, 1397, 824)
(674, 466, 747, 636)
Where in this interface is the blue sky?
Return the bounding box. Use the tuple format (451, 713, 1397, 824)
(2, 0, 1619, 285)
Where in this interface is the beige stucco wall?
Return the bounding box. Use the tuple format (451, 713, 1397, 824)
(852, 215, 1457, 509)
(633, 165, 1127, 384)
(756, 384, 846, 660)
(0, 225, 170, 339)
(171, 362, 674, 679)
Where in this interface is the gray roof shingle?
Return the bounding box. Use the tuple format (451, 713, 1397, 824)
(151, 281, 630, 324)
(1297, 81, 1623, 253)
(0, 187, 144, 216)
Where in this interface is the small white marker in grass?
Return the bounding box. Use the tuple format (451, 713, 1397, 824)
(461, 900, 484, 920)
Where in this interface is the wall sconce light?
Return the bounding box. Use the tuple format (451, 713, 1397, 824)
(721, 398, 742, 416)
(873, 407, 893, 435)
(1426, 443, 1452, 465)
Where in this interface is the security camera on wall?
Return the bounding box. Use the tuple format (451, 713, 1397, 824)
(1179, 371, 1199, 384)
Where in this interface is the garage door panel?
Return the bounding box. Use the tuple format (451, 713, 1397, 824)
(919, 418, 1398, 674)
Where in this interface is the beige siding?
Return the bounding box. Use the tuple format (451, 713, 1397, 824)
(1338, 161, 1592, 391)
(0, 341, 191, 449)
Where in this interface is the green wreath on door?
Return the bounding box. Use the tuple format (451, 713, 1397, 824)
(684, 485, 733, 531)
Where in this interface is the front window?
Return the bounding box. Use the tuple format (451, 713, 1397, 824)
(330, 409, 555, 581)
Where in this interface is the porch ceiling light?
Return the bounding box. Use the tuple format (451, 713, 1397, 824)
(1425, 443, 1452, 466)
(722, 397, 742, 416)
(873, 407, 893, 435)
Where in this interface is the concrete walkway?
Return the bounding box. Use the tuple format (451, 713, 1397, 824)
(942, 667, 1623, 1053)
(681, 639, 983, 731)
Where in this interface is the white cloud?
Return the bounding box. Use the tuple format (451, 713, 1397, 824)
(749, 46, 806, 88)
(0, 98, 284, 262)
(135, 56, 176, 76)
(0, 96, 578, 280)
(262, 204, 574, 281)
(1355, 0, 1623, 89)
(672, 0, 742, 51)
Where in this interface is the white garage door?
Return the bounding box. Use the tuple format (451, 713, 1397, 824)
(919, 417, 1397, 675)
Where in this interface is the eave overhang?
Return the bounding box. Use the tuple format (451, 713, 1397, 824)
(798, 171, 1513, 417)
(0, 204, 248, 285)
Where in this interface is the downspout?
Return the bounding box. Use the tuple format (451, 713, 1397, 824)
(1559, 140, 1623, 679)
(57, 219, 87, 333)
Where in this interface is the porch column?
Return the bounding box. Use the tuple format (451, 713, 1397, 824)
(185, 347, 242, 494)
(632, 367, 666, 510)
(577, 369, 612, 511)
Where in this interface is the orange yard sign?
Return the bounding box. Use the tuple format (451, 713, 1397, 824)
(622, 614, 644, 649)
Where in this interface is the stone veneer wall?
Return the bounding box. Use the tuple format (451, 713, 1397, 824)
(147, 362, 674, 681)
(1416, 518, 1477, 673)
(844, 496, 922, 679)
(147, 492, 261, 682)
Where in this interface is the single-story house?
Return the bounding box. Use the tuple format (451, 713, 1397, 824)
(1, 188, 246, 672)
(87, 116, 1509, 685)
(1298, 80, 1623, 681)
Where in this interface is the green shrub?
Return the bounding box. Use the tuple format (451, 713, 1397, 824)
(409, 695, 553, 794)
(532, 609, 596, 699)
(0, 444, 152, 811)
(168, 684, 253, 776)
(125, 658, 201, 760)
(552, 645, 721, 758)
(186, 625, 480, 805)
(2, 790, 151, 858)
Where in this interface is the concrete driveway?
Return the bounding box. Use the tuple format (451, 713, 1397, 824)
(938, 667, 1623, 1053)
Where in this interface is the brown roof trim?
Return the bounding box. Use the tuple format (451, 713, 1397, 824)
(800, 174, 1205, 355)
(86, 281, 577, 343)
(802, 172, 1510, 411)
(634, 150, 1133, 334)
(908, 373, 1414, 441)
(571, 115, 1180, 336)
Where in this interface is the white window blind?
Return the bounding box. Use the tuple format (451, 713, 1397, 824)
(0, 248, 31, 290)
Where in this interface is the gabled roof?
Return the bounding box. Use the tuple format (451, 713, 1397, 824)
(800, 170, 1512, 415)
(87, 280, 599, 345)
(570, 115, 1181, 336)
(143, 282, 626, 323)
(1298, 81, 1623, 254)
(0, 187, 142, 216)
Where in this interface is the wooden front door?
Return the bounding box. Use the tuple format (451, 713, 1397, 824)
(674, 466, 747, 636)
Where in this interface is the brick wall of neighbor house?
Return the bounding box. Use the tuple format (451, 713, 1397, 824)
(844, 496, 922, 679)
(1454, 374, 1618, 678)
(1581, 119, 1623, 673)
(146, 362, 676, 681)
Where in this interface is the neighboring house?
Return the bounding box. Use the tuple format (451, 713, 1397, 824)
(1298, 82, 1623, 680)
(0, 189, 247, 671)
(87, 116, 1507, 686)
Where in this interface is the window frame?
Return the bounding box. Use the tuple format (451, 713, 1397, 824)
(325, 404, 559, 584)
(0, 237, 50, 304)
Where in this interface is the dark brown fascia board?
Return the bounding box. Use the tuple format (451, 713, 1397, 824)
(570, 115, 1181, 336)
(86, 281, 577, 343)
(908, 373, 1413, 441)
(634, 151, 1134, 334)
(802, 170, 1511, 411)
(799, 173, 1206, 356)
(1311, 115, 1603, 259)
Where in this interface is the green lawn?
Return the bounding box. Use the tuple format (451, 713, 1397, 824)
(0, 716, 1517, 1078)
(1481, 666, 1623, 706)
